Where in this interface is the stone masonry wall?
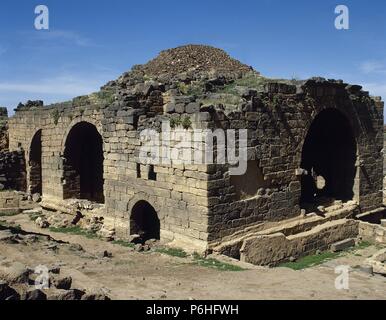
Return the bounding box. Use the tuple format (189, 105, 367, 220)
(8, 101, 211, 247)
(0, 150, 26, 191)
(204, 79, 384, 243)
(6, 78, 384, 249)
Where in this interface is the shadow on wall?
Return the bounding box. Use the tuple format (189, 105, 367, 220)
(63, 122, 104, 203)
(230, 160, 268, 200)
(300, 108, 357, 205)
(130, 200, 160, 242)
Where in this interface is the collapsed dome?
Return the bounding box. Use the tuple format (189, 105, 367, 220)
(124, 44, 254, 81)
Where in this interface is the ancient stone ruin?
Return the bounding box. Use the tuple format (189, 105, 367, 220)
(1, 44, 385, 265)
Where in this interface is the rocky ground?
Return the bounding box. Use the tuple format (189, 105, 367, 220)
(0, 209, 385, 300)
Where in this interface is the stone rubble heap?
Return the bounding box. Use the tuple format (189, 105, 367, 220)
(0, 227, 111, 300)
(124, 44, 253, 81)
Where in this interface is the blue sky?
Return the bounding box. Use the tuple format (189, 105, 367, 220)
(0, 0, 385, 116)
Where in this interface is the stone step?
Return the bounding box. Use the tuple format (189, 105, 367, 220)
(330, 238, 355, 252)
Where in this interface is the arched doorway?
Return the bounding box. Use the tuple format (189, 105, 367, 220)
(63, 122, 104, 203)
(29, 130, 42, 195)
(300, 109, 357, 206)
(130, 200, 160, 242)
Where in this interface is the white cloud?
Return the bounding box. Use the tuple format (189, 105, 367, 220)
(24, 30, 94, 47)
(361, 82, 386, 100)
(360, 60, 386, 74)
(0, 75, 102, 96)
(0, 71, 117, 114)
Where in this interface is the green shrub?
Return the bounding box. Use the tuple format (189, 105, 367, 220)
(192, 253, 244, 271)
(156, 247, 188, 258)
(181, 116, 192, 129)
(51, 109, 60, 125)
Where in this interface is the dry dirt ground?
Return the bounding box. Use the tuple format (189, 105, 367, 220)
(1, 212, 385, 300)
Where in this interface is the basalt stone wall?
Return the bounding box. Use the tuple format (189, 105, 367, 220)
(204, 79, 384, 243)
(0, 150, 26, 191)
(8, 101, 212, 246)
(6, 78, 384, 248)
(0, 107, 8, 151)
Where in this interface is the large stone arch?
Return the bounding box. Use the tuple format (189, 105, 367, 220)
(62, 120, 104, 203)
(28, 129, 43, 195)
(127, 194, 162, 242)
(299, 107, 359, 208)
(61, 117, 103, 151)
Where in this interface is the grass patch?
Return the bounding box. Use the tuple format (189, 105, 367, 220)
(112, 239, 135, 248)
(192, 253, 244, 271)
(0, 220, 22, 231)
(28, 212, 44, 222)
(176, 82, 204, 96)
(49, 226, 98, 239)
(279, 251, 341, 270)
(156, 247, 188, 258)
(0, 211, 20, 217)
(90, 88, 116, 105)
(278, 241, 375, 270)
(354, 241, 372, 250)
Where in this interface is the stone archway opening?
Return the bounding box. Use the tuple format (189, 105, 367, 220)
(63, 122, 104, 203)
(29, 130, 42, 195)
(130, 200, 160, 242)
(300, 109, 357, 207)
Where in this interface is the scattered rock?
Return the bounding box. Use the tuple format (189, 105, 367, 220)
(23, 234, 38, 243)
(50, 289, 85, 300)
(145, 238, 158, 245)
(32, 193, 41, 203)
(0, 229, 17, 243)
(0, 262, 30, 284)
(330, 238, 355, 252)
(52, 276, 72, 290)
(97, 225, 115, 241)
(129, 234, 142, 244)
(360, 265, 374, 275)
(21, 289, 47, 300)
(47, 243, 58, 251)
(71, 211, 83, 225)
(0, 281, 20, 300)
(69, 243, 84, 252)
(100, 250, 113, 258)
(134, 244, 144, 252)
(35, 216, 49, 228)
(22, 208, 42, 215)
(48, 265, 61, 274)
(317, 205, 325, 213)
(365, 249, 386, 276)
(81, 293, 111, 300)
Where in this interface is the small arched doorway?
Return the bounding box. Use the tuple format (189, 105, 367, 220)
(63, 122, 104, 203)
(29, 130, 42, 195)
(130, 200, 160, 242)
(300, 109, 357, 206)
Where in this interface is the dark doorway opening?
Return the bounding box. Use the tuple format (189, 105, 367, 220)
(130, 201, 160, 242)
(63, 122, 104, 203)
(300, 109, 357, 206)
(29, 130, 42, 195)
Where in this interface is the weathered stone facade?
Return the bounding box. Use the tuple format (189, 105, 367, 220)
(0, 150, 26, 191)
(4, 45, 385, 263)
